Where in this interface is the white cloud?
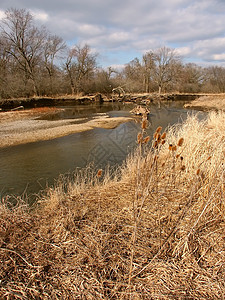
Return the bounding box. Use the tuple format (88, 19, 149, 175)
(32, 10, 49, 21)
(77, 24, 104, 36)
(1, 0, 225, 66)
(212, 54, 225, 61)
(0, 10, 5, 19)
(106, 64, 125, 72)
(176, 47, 192, 58)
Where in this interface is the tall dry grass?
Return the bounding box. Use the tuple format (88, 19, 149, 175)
(0, 111, 224, 299)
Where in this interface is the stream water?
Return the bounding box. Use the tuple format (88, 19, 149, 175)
(0, 101, 206, 200)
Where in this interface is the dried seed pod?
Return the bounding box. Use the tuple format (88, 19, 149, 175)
(196, 168, 200, 175)
(157, 133, 161, 142)
(177, 138, 184, 147)
(161, 132, 166, 139)
(97, 169, 102, 178)
(141, 119, 148, 129)
(156, 126, 162, 133)
(143, 136, 150, 144)
(137, 133, 143, 144)
(154, 140, 158, 148)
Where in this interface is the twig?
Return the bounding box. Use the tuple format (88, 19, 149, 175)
(0, 247, 40, 269)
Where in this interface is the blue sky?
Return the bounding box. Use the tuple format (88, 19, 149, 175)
(1, 0, 225, 69)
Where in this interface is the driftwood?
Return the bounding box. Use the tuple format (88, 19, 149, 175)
(112, 86, 125, 97)
(11, 106, 24, 111)
(94, 93, 104, 103)
(130, 105, 150, 116)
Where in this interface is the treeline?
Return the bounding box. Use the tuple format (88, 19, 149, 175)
(1, 8, 225, 99)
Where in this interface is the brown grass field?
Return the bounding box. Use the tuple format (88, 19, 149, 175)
(185, 94, 225, 110)
(0, 110, 225, 299)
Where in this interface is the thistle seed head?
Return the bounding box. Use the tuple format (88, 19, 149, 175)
(141, 119, 148, 129)
(177, 138, 184, 147)
(161, 132, 166, 139)
(137, 133, 143, 144)
(97, 169, 102, 178)
(156, 126, 162, 133)
(143, 136, 150, 144)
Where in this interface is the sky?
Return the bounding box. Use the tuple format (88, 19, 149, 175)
(1, 0, 225, 69)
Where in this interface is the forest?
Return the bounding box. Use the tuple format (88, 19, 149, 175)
(1, 8, 225, 100)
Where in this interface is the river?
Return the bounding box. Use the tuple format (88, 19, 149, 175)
(0, 101, 206, 200)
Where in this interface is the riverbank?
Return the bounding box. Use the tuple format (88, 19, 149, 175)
(0, 111, 224, 299)
(0, 92, 202, 111)
(184, 94, 225, 110)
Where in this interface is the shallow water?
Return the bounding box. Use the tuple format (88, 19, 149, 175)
(0, 101, 206, 199)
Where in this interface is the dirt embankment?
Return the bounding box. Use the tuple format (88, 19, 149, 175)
(0, 92, 201, 111)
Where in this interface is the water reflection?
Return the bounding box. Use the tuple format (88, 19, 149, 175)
(0, 102, 206, 199)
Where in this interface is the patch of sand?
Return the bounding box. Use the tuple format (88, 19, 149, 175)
(0, 110, 133, 148)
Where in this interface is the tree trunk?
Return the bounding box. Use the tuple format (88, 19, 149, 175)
(158, 85, 162, 95)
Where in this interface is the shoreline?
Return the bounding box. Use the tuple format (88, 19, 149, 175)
(0, 92, 205, 110)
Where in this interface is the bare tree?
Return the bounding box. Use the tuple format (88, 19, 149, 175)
(178, 63, 204, 93)
(152, 47, 180, 94)
(64, 48, 76, 95)
(64, 44, 98, 95)
(93, 67, 117, 94)
(123, 58, 143, 92)
(0, 8, 47, 96)
(43, 35, 66, 94)
(205, 66, 225, 93)
(142, 52, 155, 93)
(0, 37, 9, 97)
(122, 49, 181, 94)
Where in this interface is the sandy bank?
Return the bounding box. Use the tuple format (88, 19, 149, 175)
(184, 94, 225, 110)
(0, 108, 133, 148)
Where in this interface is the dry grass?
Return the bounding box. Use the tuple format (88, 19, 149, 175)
(0, 111, 224, 299)
(185, 94, 225, 110)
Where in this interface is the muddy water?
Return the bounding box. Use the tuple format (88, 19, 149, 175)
(0, 102, 205, 200)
